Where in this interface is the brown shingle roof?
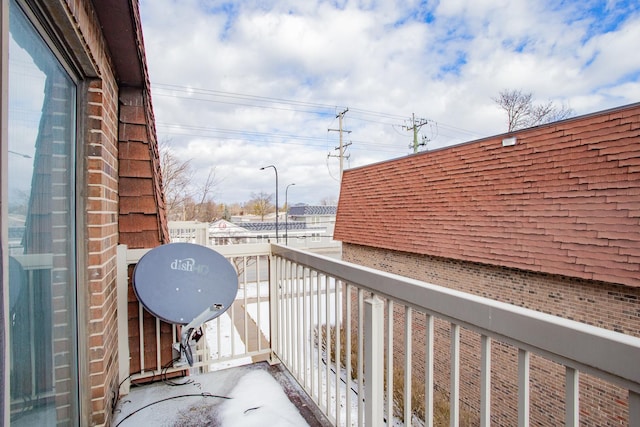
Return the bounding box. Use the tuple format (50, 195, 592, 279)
(335, 103, 640, 288)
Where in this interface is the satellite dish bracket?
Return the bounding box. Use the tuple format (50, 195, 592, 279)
(174, 303, 225, 367)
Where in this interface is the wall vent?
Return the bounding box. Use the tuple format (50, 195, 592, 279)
(502, 137, 517, 147)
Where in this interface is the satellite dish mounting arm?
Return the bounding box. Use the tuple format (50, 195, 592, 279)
(175, 303, 224, 367)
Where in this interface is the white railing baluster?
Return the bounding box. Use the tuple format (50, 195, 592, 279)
(425, 314, 434, 427)
(309, 270, 316, 398)
(565, 367, 579, 426)
(117, 245, 131, 394)
(630, 391, 640, 427)
(386, 300, 394, 426)
(155, 318, 161, 370)
(255, 256, 262, 352)
(293, 263, 299, 376)
(272, 255, 278, 357)
(335, 279, 342, 422)
(480, 335, 492, 427)
(450, 323, 460, 427)
(302, 267, 309, 390)
(325, 274, 331, 415)
(364, 295, 384, 427)
(243, 256, 248, 351)
(518, 348, 530, 427)
(298, 265, 304, 380)
(230, 289, 236, 356)
(346, 284, 353, 427)
(296, 266, 307, 384)
(138, 303, 145, 371)
(358, 288, 364, 427)
(286, 261, 292, 367)
(316, 271, 322, 405)
(405, 307, 413, 426)
(279, 256, 285, 359)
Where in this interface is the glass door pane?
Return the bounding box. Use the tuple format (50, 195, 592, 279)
(8, 1, 78, 425)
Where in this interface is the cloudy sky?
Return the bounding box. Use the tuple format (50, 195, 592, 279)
(139, 0, 640, 206)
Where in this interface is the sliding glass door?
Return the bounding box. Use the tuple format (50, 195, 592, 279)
(7, 1, 78, 425)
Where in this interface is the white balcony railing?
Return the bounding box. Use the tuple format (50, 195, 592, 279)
(117, 243, 640, 426)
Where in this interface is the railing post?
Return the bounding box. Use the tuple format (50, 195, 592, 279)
(268, 245, 280, 364)
(630, 391, 640, 427)
(565, 367, 579, 426)
(364, 295, 384, 427)
(116, 245, 131, 395)
(518, 349, 530, 427)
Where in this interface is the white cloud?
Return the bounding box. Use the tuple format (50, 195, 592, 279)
(139, 0, 640, 205)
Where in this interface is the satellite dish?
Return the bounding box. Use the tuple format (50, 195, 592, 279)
(133, 243, 238, 366)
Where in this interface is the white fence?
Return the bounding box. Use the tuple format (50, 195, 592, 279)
(117, 243, 640, 426)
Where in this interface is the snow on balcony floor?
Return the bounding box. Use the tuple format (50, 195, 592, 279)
(112, 362, 330, 427)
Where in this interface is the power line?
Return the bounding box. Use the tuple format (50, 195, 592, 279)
(152, 82, 477, 133)
(156, 122, 403, 154)
(151, 82, 484, 149)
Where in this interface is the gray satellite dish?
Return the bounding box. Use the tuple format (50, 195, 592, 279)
(133, 243, 238, 366)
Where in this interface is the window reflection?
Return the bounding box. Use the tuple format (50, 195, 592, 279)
(8, 1, 78, 425)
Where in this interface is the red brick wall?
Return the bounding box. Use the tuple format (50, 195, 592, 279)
(343, 243, 638, 426)
(85, 74, 121, 427)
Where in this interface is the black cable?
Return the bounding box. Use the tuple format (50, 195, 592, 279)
(157, 355, 199, 387)
(113, 393, 232, 427)
(112, 356, 193, 414)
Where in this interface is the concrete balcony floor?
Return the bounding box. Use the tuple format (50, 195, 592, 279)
(112, 362, 331, 427)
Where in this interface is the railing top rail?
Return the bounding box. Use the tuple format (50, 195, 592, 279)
(122, 243, 272, 264)
(270, 244, 640, 392)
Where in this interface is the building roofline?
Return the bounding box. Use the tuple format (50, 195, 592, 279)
(344, 102, 640, 174)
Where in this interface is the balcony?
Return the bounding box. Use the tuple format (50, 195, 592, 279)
(113, 243, 640, 426)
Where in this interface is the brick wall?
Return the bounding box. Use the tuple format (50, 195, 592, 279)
(85, 75, 121, 426)
(343, 243, 639, 426)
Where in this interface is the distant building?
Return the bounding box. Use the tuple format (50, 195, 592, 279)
(168, 206, 341, 252)
(288, 205, 338, 246)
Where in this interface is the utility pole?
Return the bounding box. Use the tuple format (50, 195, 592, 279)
(404, 113, 429, 153)
(328, 108, 352, 179)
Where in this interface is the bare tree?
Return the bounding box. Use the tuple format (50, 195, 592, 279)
(159, 139, 219, 221)
(493, 89, 573, 132)
(160, 141, 193, 220)
(247, 191, 273, 221)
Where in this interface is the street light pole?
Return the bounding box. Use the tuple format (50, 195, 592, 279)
(260, 165, 278, 242)
(285, 183, 296, 245)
